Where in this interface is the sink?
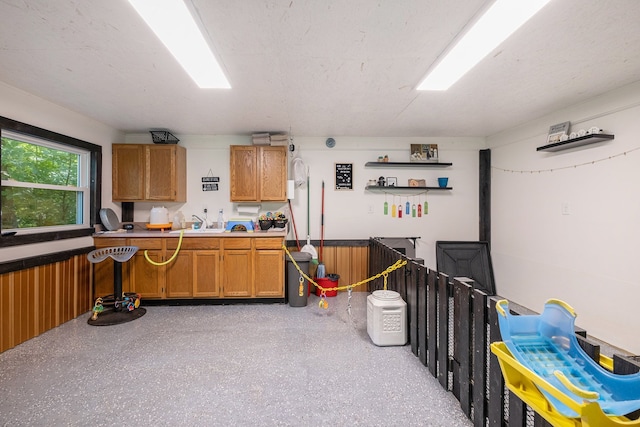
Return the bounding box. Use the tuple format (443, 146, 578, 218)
(169, 228, 226, 234)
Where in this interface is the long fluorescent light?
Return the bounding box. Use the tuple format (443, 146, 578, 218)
(417, 0, 551, 91)
(128, 0, 231, 89)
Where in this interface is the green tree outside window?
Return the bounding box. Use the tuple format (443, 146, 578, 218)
(1, 135, 85, 230)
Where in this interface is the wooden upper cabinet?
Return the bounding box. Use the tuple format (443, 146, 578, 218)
(112, 144, 186, 202)
(230, 145, 259, 201)
(259, 146, 287, 201)
(230, 145, 287, 202)
(145, 144, 186, 202)
(112, 144, 144, 201)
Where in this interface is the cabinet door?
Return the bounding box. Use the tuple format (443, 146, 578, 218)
(112, 145, 144, 201)
(146, 145, 186, 202)
(193, 250, 220, 297)
(259, 146, 287, 201)
(165, 252, 193, 298)
(222, 249, 252, 297)
(93, 258, 115, 298)
(130, 250, 164, 299)
(254, 249, 284, 297)
(230, 146, 258, 201)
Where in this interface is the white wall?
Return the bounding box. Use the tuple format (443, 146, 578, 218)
(5, 75, 637, 353)
(122, 134, 482, 267)
(488, 80, 640, 354)
(0, 82, 481, 270)
(0, 82, 123, 262)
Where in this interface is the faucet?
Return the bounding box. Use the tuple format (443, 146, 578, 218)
(192, 215, 205, 229)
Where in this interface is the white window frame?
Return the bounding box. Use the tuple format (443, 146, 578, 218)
(1, 130, 91, 234)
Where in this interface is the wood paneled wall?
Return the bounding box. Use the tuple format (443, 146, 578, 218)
(287, 243, 370, 292)
(0, 253, 92, 353)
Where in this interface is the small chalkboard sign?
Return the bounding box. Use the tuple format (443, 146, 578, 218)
(202, 183, 218, 191)
(335, 163, 353, 190)
(201, 176, 220, 183)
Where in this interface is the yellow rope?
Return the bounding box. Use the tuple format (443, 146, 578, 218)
(283, 245, 407, 293)
(144, 230, 184, 266)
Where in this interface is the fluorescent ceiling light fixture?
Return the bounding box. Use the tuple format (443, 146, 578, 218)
(128, 0, 231, 89)
(417, 0, 551, 91)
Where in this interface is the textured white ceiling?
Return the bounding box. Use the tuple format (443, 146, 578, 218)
(1, 0, 639, 139)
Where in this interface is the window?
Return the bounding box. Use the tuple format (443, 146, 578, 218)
(2, 130, 89, 231)
(0, 116, 101, 246)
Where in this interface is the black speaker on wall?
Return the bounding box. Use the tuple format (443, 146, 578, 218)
(436, 241, 496, 295)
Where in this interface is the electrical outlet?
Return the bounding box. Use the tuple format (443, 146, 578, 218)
(561, 201, 571, 215)
(368, 204, 375, 214)
(203, 205, 208, 214)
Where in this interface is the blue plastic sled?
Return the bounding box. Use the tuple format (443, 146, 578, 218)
(495, 299, 640, 419)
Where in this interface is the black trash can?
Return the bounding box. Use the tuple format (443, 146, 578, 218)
(287, 251, 312, 307)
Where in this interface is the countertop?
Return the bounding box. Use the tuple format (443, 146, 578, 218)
(93, 229, 287, 238)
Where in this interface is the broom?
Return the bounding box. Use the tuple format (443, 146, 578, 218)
(316, 180, 326, 278)
(300, 170, 318, 262)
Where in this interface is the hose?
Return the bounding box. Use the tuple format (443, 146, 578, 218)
(144, 229, 184, 266)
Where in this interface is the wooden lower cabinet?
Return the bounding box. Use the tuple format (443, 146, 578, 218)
(165, 252, 193, 298)
(255, 250, 284, 297)
(222, 249, 252, 297)
(130, 239, 164, 299)
(221, 238, 252, 297)
(167, 238, 221, 298)
(92, 235, 284, 300)
(93, 238, 129, 298)
(254, 238, 285, 297)
(193, 250, 220, 297)
(93, 257, 119, 298)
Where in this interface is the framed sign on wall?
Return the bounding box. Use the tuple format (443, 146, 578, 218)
(335, 163, 353, 190)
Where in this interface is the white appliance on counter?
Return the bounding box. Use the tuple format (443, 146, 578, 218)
(149, 206, 169, 224)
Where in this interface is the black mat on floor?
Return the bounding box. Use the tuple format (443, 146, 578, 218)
(87, 307, 147, 326)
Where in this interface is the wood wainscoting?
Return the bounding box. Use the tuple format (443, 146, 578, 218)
(286, 240, 370, 292)
(0, 248, 93, 353)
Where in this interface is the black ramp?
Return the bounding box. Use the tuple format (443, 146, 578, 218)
(435, 241, 496, 295)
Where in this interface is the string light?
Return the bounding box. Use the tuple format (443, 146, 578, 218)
(492, 147, 639, 174)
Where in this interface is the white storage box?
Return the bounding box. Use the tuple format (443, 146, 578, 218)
(367, 290, 407, 346)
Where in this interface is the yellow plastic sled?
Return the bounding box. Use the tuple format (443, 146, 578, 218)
(491, 299, 640, 427)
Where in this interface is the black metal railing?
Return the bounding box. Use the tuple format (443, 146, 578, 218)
(368, 237, 640, 427)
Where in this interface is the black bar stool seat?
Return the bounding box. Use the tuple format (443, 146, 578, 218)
(87, 246, 146, 326)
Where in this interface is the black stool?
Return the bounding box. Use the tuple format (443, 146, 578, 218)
(87, 246, 146, 326)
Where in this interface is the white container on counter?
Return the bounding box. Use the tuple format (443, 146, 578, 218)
(172, 211, 186, 229)
(149, 206, 169, 224)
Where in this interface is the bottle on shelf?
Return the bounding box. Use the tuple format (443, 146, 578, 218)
(217, 209, 224, 229)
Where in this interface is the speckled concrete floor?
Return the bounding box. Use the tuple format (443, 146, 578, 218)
(0, 292, 472, 427)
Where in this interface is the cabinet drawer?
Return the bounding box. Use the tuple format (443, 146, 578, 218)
(167, 238, 220, 250)
(129, 238, 163, 250)
(254, 237, 284, 250)
(223, 238, 252, 249)
(93, 238, 127, 248)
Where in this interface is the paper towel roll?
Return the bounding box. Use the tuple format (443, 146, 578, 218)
(237, 204, 261, 215)
(287, 180, 295, 200)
